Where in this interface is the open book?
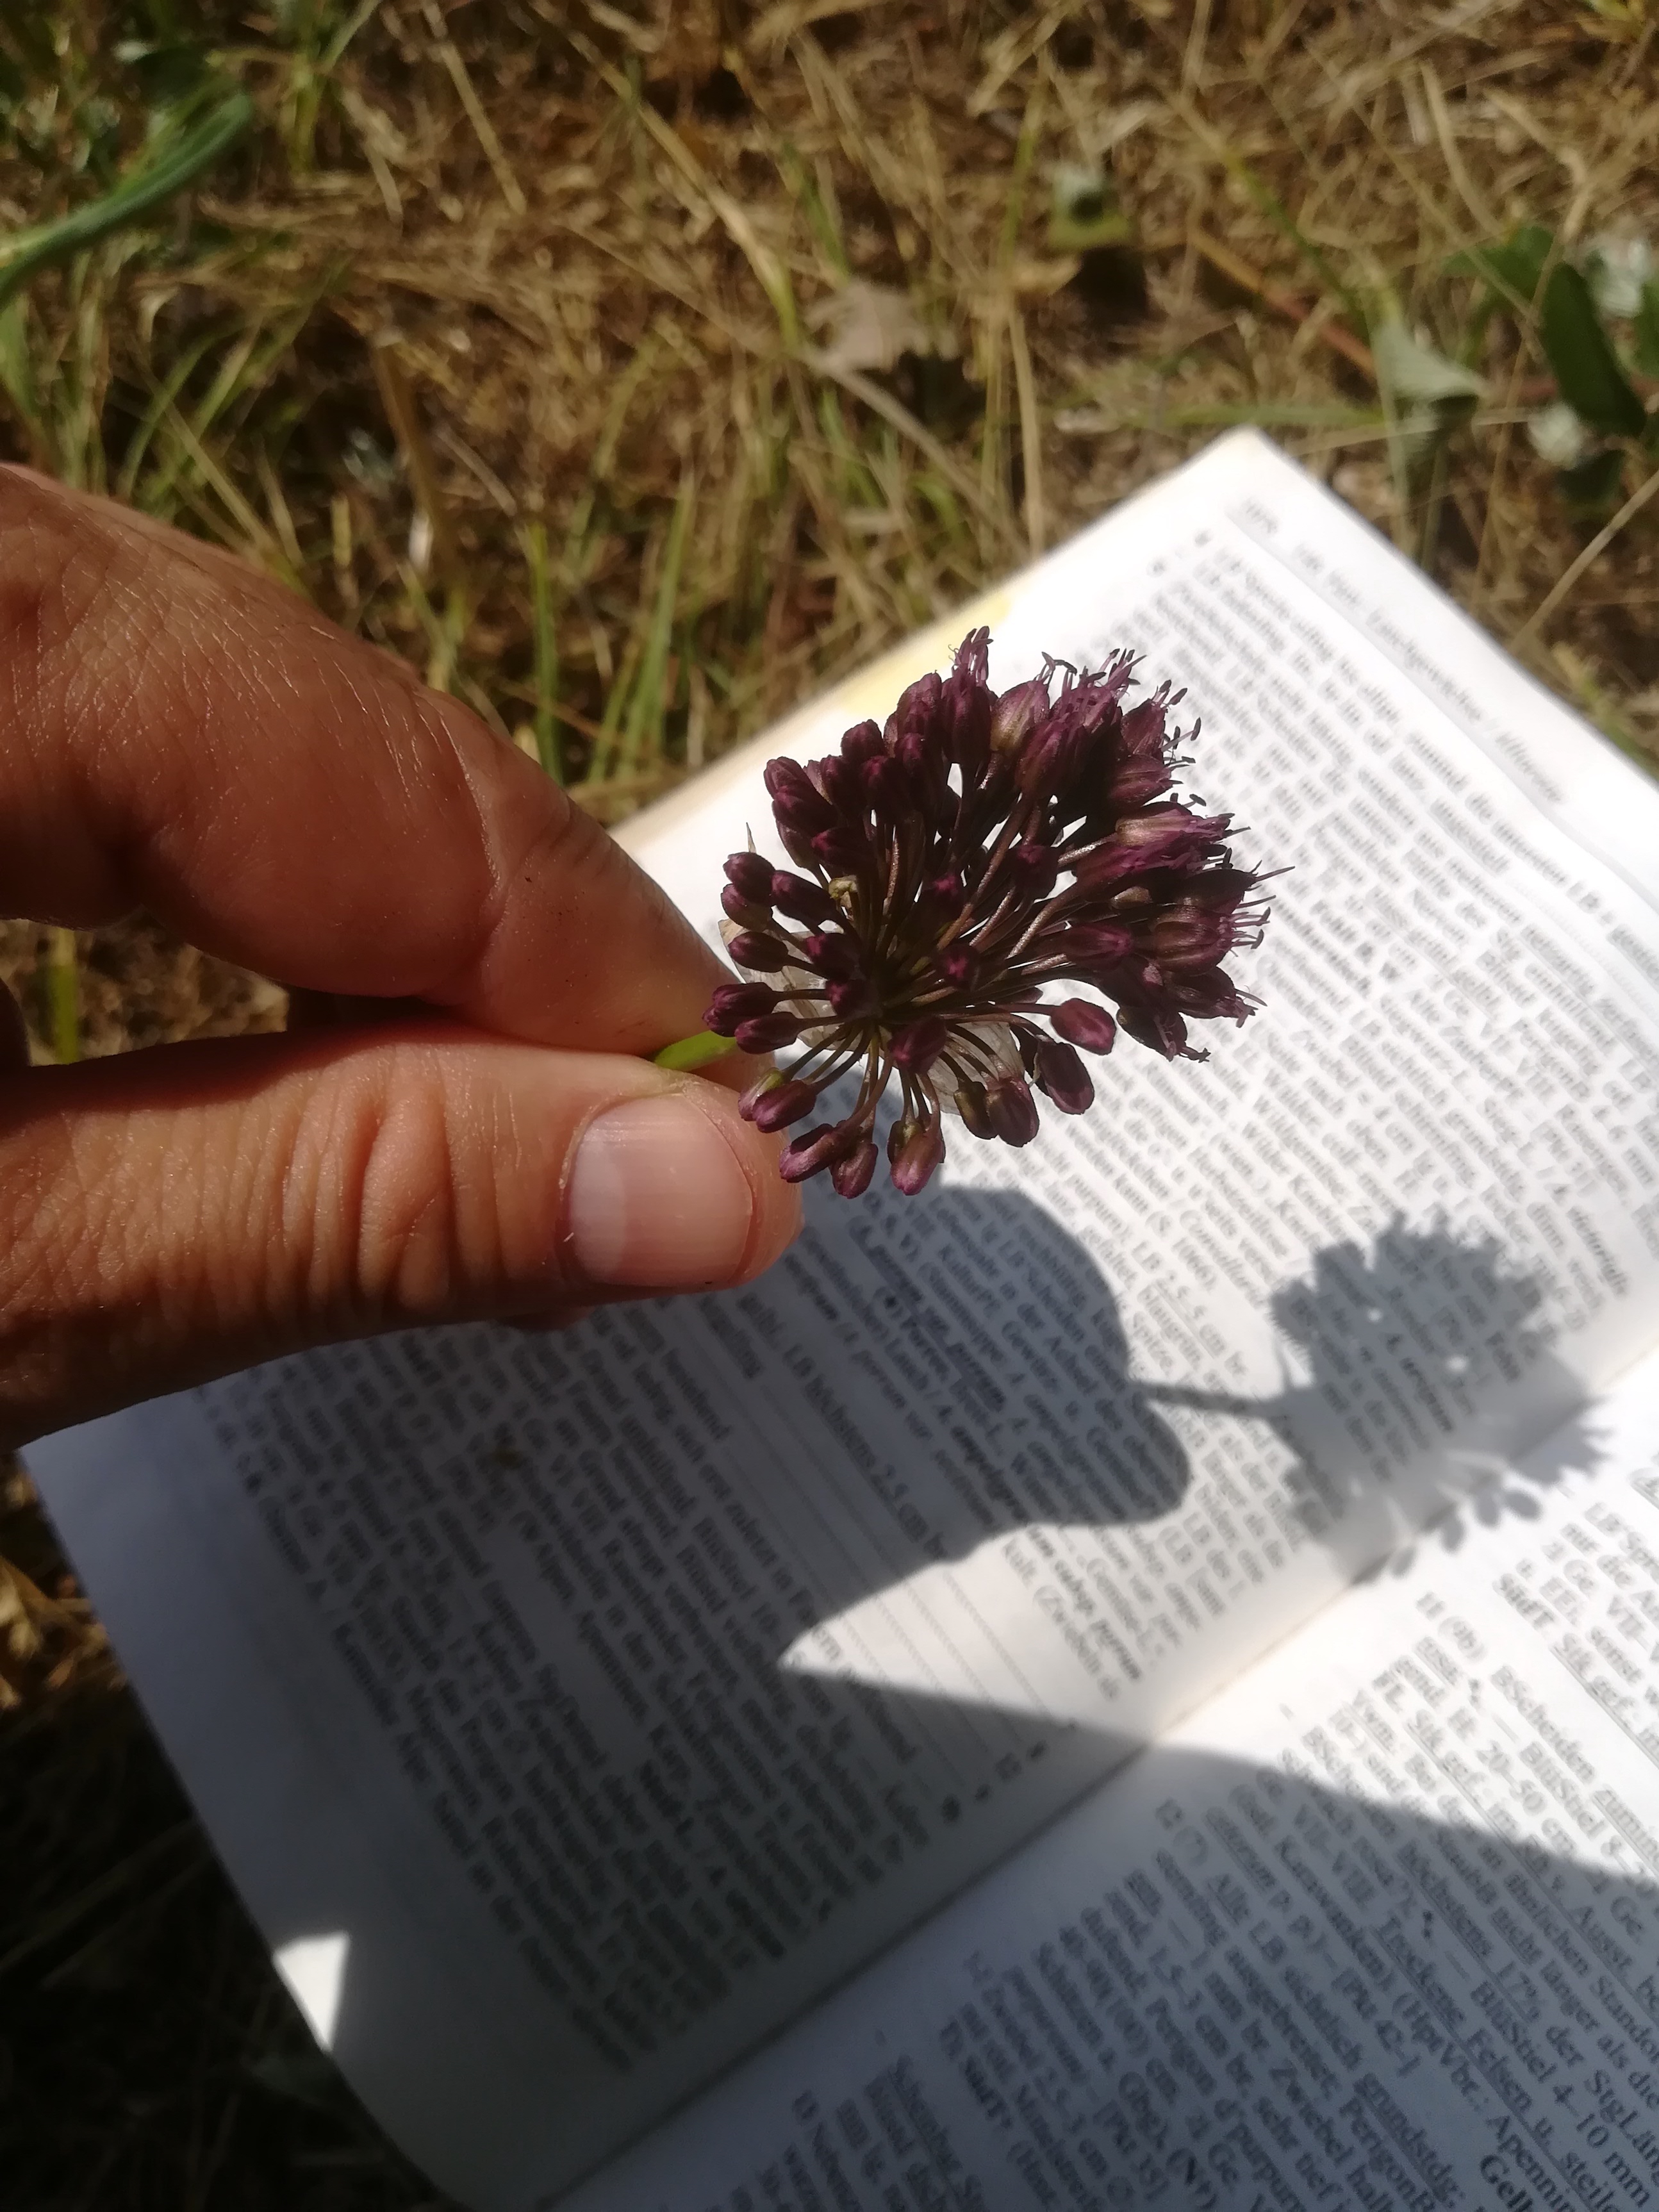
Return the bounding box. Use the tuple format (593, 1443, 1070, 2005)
(27, 430, 1659, 2212)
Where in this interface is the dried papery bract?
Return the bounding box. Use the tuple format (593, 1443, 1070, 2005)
(706, 629, 1273, 1197)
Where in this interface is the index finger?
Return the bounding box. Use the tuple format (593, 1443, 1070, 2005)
(0, 468, 723, 1056)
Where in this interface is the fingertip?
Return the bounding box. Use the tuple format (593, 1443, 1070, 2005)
(561, 1078, 800, 1293)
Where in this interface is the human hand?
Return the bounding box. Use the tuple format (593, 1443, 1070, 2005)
(0, 469, 801, 1448)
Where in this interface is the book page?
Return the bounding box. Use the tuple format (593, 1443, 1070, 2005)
(566, 1344, 1659, 2212)
(26, 433, 1659, 2209)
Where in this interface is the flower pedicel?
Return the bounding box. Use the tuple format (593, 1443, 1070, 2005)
(696, 629, 1273, 1198)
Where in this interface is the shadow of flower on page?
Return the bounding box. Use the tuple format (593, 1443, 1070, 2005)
(1144, 1214, 1601, 1565)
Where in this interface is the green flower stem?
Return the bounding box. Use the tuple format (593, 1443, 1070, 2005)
(652, 1030, 738, 1072)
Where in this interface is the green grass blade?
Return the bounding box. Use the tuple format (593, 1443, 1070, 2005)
(521, 519, 563, 782)
(0, 89, 254, 317)
(620, 469, 695, 778)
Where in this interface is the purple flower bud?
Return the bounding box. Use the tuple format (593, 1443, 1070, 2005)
(1166, 968, 1255, 1021)
(705, 980, 780, 1033)
(722, 884, 773, 929)
(889, 1118, 946, 1196)
(736, 1012, 805, 1052)
(987, 1077, 1040, 1146)
(741, 1075, 820, 1129)
(764, 756, 835, 837)
(727, 930, 793, 973)
(989, 674, 1050, 755)
(1063, 921, 1134, 966)
(955, 1078, 996, 1141)
(1035, 1039, 1093, 1114)
(831, 1139, 879, 1198)
(779, 1122, 854, 1182)
(938, 943, 977, 989)
(1050, 999, 1117, 1053)
(724, 850, 776, 903)
(940, 627, 992, 778)
(811, 824, 868, 875)
(1118, 1005, 1203, 1061)
(813, 752, 864, 813)
(889, 1016, 950, 1074)
(1008, 839, 1059, 898)
(840, 719, 885, 765)
(770, 870, 837, 925)
(862, 752, 911, 819)
(827, 975, 879, 1018)
(1147, 907, 1241, 971)
(802, 930, 859, 979)
(892, 669, 942, 739)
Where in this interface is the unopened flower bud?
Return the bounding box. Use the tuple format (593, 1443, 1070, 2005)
(736, 1012, 805, 1053)
(727, 930, 792, 973)
(722, 885, 773, 929)
(741, 1075, 820, 1130)
(989, 675, 1050, 755)
(724, 850, 777, 903)
(802, 930, 859, 979)
(706, 980, 780, 1033)
(831, 1139, 879, 1198)
(890, 1118, 946, 1195)
(780, 1123, 854, 1182)
(1050, 999, 1117, 1054)
(987, 1077, 1040, 1146)
(1036, 1039, 1093, 1114)
(771, 870, 838, 925)
(890, 1017, 950, 1074)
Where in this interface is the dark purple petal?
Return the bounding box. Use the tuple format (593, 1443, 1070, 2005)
(889, 1118, 946, 1196)
(706, 980, 780, 1033)
(735, 1012, 806, 1052)
(831, 1139, 879, 1198)
(938, 943, 977, 989)
(1049, 998, 1117, 1053)
(889, 1016, 950, 1074)
(724, 850, 777, 903)
(1035, 1039, 1093, 1114)
(841, 719, 885, 765)
(742, 1076, 820, 1130)
(727, 930, 793, 973)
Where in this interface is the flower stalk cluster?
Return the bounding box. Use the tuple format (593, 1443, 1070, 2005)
(706, 629, 1271, 1197)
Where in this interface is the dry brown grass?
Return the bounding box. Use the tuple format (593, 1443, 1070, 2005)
(2, 2, 1658, 2204)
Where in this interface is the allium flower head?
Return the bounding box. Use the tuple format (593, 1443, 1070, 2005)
(706, 629, 1271, 1197)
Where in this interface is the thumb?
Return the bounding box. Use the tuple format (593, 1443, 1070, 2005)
(0, 1025, 800, 1448)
